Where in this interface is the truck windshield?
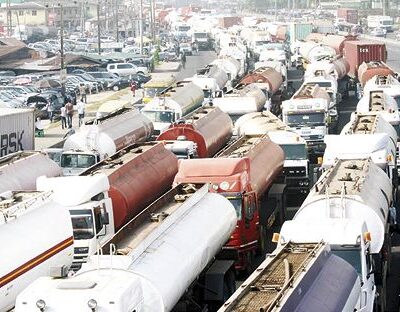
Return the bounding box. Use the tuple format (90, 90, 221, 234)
(195, 33, 208, 38)
(223, 194, 242, 220)
(178, 26, 190, 31)
(61, 154, 96, 168)
(286, 112, 325, 126)
(280, 144, 307, 160)
(70, 210, 94, 240)
(142, 110, 174, 123)
(332, 246, 362, 275)
(382, 20, 392, 25)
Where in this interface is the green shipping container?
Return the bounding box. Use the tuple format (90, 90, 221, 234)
(289, 23, 313, 44)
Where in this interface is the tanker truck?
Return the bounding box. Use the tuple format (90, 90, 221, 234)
(212, 84, 266, 121)
(280, 158, 394, 312)
(363, 74, 400, 109)
(0, 151, 61, 193)
(324, 113, 397, 183)
(282, 84, 330, 158)
(157, 106, 233, 158)
(15, 184, 238, 312)
(61, 108, 153, 175)
(357, 61, 394, 87)
(239, 66, 284, 115)
(142, 80, 204, 134)
(211, 56, 242, 87)
(38, 142, 178, 270)
(174, 135, 284, 272)
(356, 89, 400, 134)
(235, 111, 310, 218)
(190, 64, 229, 98)
(298, 41, 337, 67)
(218, 241, 361, 312)
(0, 189, 74, 312)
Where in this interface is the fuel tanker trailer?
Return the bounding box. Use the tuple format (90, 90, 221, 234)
(356, 89, 400, 134)
(0, 151, 61, 193)
(61, 108, 153, 175)
(218, 242, 361, 312)
(15, 184, 238, 312)
(321, 34, 358, 56)
(304, 57, 350, 81)
(280, 158, 394, 311)
(239, 66, 283, 96)
(211, 56, 242, 84)
(0, 189, 74, 311)
(212, 84, 266, 120)
(157, 106, 233, 158)
(357, 61, 394, 87)
(174, 135, 284, 271)
(38, 142, 178, 270)
(191, 64, 229, 98)
(299, 41, 337, 65)
(142, 80, 204, 134)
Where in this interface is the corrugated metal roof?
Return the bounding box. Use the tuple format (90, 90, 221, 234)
(0, 108, 34, 116)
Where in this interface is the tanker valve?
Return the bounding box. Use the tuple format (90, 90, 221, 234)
(88, 299, 97, 311)
(150, 212, 169, 222)
(36, 299, 46, 311)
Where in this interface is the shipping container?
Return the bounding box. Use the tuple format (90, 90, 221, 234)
(289, 23, 313, 46)
(337, 8, 359, 25)
(219, 16, 242, 29)
(343, 41, 387, 79)
(0, 108, 34, 157)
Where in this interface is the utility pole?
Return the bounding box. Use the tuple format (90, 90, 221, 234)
(115, 0, 119, 42)
(59, 3, 65, 98)
(139, 0, 143, 54)
(97, 0, 101, 54)
(6, 0, 12, 37)
(382, 0, 387, 16)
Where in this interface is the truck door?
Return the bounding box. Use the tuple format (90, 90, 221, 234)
(243, 192, 259, 246)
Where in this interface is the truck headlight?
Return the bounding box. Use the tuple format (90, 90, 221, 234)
(36, 299, 46, 311)
(88, 299, 97, 310)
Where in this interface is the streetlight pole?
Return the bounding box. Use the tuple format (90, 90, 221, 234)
(97, 0, 101, 55)
(115, 0, 119, 42)
(59, 3, 65, 98)
(139, 0, 143, 54)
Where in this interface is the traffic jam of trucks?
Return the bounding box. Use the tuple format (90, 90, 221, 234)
(4, 6, 400, 312)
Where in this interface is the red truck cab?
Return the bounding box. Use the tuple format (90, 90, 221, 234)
(174, 136, 284, 271)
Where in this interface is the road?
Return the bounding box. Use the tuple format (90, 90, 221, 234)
(176, 50, 218, 80)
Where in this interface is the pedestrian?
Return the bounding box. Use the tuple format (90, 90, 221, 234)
(46, 101, 55, 123)
(130, 81, 137, 97)
(79, 83, 87, 103)
(60, 104, 67, 129)
(181, 52, 186, 69)
(65, 100, 74, 128)
(77, 99, 85, 127)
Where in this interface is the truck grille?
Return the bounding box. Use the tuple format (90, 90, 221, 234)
(283, 167, 307, 177)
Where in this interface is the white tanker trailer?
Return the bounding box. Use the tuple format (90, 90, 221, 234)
(0, 190, 73, 312)
(280, 158, 394, 312)
(142, 80, 204, 134)
(0, 151, 61, 193)
(15, 184, 237, 312)
(299, 41, 337, 65)
(61, 108, 153, 175)
(212, 83, 266, 120)
(190, 64, 229, 98)
(218, 241, 361, 312)
(211, 56, 242, 85)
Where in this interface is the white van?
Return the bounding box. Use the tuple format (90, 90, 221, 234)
(106, 63, 148, 77)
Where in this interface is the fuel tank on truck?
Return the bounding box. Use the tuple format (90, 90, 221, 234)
(63, 109, 153, 158)
(357, 61, 394, 87)
(15, 186, 237, 312)
(211, 56, 241, 81)
(0, 151, 61, 193)
(80, 142, 178, 230)
(295, 158, 392, 253)
(239, 66, 283, 94)
(321, 34, 358, 56)
(157, 106, 233, 158)
(0, 190, 73, 312)
(304, 58, 350, 80)
(212, 84, 266, 116)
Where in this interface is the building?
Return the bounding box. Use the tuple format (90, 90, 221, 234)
(0, 2, 48, 27)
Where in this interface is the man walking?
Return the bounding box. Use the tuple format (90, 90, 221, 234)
(79, 83, 87, 103)
(77, 99, 85, 127)
(60, 105, 67, 129)
(65, 100, 74, 128)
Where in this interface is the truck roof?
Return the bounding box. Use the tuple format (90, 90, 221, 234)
(219, 241, 360, 312)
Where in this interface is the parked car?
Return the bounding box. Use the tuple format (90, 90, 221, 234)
(86, 71, 129, 91)
(27, 91, 64, 120)
(130, 73, 151, 87)
(106, 62, 149, 77)
(370, 27, 386, 37)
